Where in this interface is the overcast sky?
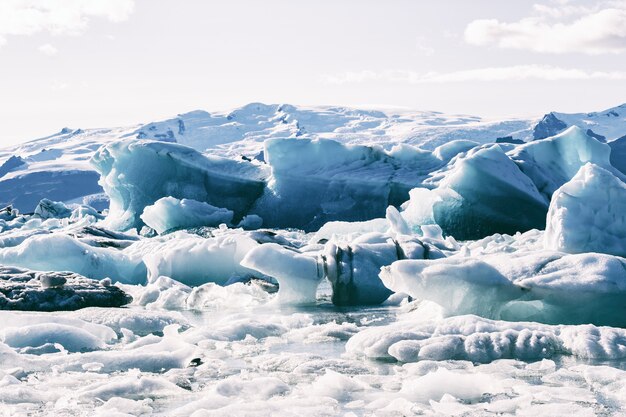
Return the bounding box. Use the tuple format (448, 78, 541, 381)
(1, 0, 626, 145)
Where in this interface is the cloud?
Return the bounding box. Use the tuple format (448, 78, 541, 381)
(416, 37, 435, 56)
(38, 43, 58, 56)
(0, 0, 134, 46)
(322, 65, 626, 84)
(51, 80, 69, 91)
(464, 1, 626, 54)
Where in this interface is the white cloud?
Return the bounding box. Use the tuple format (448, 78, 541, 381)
(416, 36, 435, 56)
(323, 65, 626, 84)
(38, 43, 58, 56)
(51, 80, 69, 91)
(464, 1, 626, 54)
(0, 0, 134, 46)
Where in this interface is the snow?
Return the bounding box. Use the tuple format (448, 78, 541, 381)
(535, 103, 626, 142)
(545, 163, 626, 257)
(140, 197, 234, 234)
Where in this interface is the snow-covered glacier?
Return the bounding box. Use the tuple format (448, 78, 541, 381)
(2, 102, 626, 417)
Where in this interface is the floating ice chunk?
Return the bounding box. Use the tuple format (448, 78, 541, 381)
(91, 139, 266, 230)
(509, 126, 620, 200)
(545, 163, 626, 257)
(1, 323, 108, 353)
(140, 232, 261, 286)
(309, 218, 390, 244)
(381, 250, 626, 326)
(346, 314, 626, 363)
(386, 206, 411, 236)
(0, 313, 116, 353)
(0, 205, 18, 221)
(244, 227, 438, 306)
(69, 204, 103, 222)
(140, 197, 234, 234)
(34, 198, 72, 219)
(402, 144, 548, 239)
(609, 134, 626, 175)
(241, 243, 322, 304)
(381, 257, 522, 318)
(0, 234, 146, 284)
(400, 367, 500, 402)
(432, 139, 479, 161)
(321, 236, 425, 306)
(236, 214, 263, 230)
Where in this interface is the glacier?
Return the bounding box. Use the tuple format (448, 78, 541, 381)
(0, 102, 625, 416)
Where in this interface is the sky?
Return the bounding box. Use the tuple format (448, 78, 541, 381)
(1, 0, 626, 146)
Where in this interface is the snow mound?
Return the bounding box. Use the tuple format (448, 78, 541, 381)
(140, 197, 234, 234)
(545, 163, 626, 256)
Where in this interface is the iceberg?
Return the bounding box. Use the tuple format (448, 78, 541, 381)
(242, 210, 448, 306)
(140, 197, 234, 234)
(241, 243, 322, 304)
(509, 126, 620, 200)
(545, 163, 626, 257)
(0, 234, 146, 284)
(139, 232, 263, 287)
(34, 199, 72, 219)
(381, 250, 626, 326)
(402, 144, 548, 239)
(91, 139, 266, 231)
(251, 138, 476, 231)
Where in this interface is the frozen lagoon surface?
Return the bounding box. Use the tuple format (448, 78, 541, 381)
(1, 103, 626, 416)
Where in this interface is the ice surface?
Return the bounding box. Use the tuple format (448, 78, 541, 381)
(545, 163, 626, 257)
(140, 197, 234, 234)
